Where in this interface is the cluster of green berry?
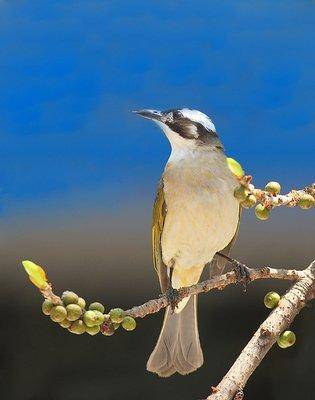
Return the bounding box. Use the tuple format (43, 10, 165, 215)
(234, 184, 258, 209)
(234, 181, 315, 221)
(41, 291, 136, 336)
(263, 291, 296, 349)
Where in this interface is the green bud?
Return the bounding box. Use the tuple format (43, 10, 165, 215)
(59, 319, 72, 328)
(121, 316, 137, 331)
(264, 291, 280, 309)
(42, 299, 54, 316)
(86, 325, 100, 336)
(69, 320, 86, 335)
(298, 194, 315, 210)
(93, 310, 105, 326)
(61, 291, 79, 306)
(66, 304, 82, 321)
(241, 194, 257, 209)
(226, 157, 244, 178)
(89, 302, 105, 313)
(265, 181, 281, 195)
(109, 308, 125, 324)
(255, 204, 270, 220)
(83, 310, 98, 327)
(277, 330, 296, 349)
(50, 305, 67, 322)
(234, 186, 248, 202)
(77, 297, 86, 309)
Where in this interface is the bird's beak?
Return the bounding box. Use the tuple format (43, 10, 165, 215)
(132, 109, 165, 122)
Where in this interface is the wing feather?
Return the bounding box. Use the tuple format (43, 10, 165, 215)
(152, 180, 168, 293)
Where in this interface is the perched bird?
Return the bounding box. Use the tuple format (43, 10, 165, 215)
(134, 108, 241, 377)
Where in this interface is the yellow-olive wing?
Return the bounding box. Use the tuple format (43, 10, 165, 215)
(152, 180, 168, 293)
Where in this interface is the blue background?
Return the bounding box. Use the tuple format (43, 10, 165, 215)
(1, 2, 315, 400)
(1, 0, 314, 215)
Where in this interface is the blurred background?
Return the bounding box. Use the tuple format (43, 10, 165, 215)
(0, 1, 314, 399)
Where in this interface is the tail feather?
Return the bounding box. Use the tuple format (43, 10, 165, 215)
(147, 296, 203, 377)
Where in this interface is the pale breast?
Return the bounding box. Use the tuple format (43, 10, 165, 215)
(161, 148, 239, 271)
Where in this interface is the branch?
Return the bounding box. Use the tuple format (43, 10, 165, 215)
(124, 261, 304, 318)
(208, 260, 315, 400)
(23, 256, 315, 398)
(40, 260, 305, 319)
(239, 175, 314, 209)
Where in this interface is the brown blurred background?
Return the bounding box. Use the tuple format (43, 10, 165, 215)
(1, 203, 315, 400)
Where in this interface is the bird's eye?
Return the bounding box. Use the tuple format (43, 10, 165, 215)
(172, 110, 182, 119)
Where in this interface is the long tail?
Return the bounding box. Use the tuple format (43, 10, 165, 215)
(146, 296, 203, 377)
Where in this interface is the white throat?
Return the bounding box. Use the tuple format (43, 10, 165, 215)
(155, 121, 198, 162)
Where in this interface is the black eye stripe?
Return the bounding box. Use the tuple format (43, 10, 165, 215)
(167, 119, 197, 139)
(165, 119, 223, 149)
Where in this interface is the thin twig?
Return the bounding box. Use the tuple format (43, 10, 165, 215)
(239, 176, 315, 209)
(40, 261, 305, 318)
(125, 264, 304, 318)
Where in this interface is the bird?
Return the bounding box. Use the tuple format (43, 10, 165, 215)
(134, 108, 241, 377)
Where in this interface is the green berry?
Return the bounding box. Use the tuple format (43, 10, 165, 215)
(66, 304, 82, 321)
(277, 331, 296, 349)
(86, 325, 100, 336)
(59, 319, 72, 328)
(69, 320, 86, 335)
(89, 302, 105, 313)
(93, 310, 105, 326)
(109, 308, 125, 324)
(83, 310, 97, 327)
(50, 305, 67, 322)
(298, 194, 315, 210)
(241, 194, 257, 209)
(121, 316, 136, 331)
(265, 181, 281, 195)
(234, 186, 248, 202)
(255, 204, 270, 220)
(77, 297, 86, 309)
(277, 336, 288, 349)
(42, 299, 54, 316)
(264, 291, 280, 309)
(61, 291, 79, 305)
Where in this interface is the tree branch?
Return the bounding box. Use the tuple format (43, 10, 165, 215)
(40, 260, 305, 319)
(124, 262, 304, 318)
(208, 260, 315, 400)
(34, 257, 315, 399)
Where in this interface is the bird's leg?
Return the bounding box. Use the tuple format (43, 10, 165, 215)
(166, 260, 180, 312)
(216, 252, 251, 292)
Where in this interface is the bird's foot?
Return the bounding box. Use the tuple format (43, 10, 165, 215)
(233, 262, 251, 292)
(165, 286, 181, 312)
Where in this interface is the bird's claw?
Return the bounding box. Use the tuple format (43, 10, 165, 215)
(234, 262, 251, 292)
(166, 286, 180, 312)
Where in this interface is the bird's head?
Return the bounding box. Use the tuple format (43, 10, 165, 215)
(134, 108, 223, 151)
